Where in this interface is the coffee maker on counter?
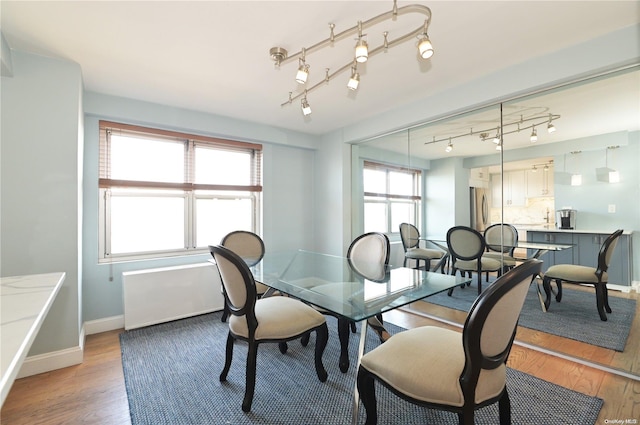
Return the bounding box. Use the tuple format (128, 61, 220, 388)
(556, 208, 577, 229)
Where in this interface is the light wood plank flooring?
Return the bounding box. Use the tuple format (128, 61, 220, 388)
(2, 301, 639, 424)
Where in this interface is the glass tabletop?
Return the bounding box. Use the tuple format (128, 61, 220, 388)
(250, 250, 470, 322)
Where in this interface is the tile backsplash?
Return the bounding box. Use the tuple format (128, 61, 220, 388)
(489, 197, 555, 226)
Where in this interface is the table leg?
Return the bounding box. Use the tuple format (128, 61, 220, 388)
(338, 317, 351, 373)
(351, 319, 368, 425)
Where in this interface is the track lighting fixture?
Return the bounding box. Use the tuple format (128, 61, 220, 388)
(445, 140, 453, 153)
(355, 21, 369, 63)
(425, 111, 560, 151)
(596, 146, 620, 183)
(417, 20, 434, 59)
(547, 122, 556, 133)
(532, 165, 538, 172)
(347, 64, 360, 91)
(301, 92, 312, 116)
(270, 1, 434, 114)
(295, 49, 309, 84)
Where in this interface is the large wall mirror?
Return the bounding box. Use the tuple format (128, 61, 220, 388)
(350, 65, 640, 378)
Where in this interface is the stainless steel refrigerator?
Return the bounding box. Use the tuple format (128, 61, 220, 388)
(470, 187, 489, 232)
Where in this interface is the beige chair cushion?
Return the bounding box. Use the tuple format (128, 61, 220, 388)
(360, 326, 506, 406)
(406, 247, 444, 260)
(229, 296, 325, 340)
(545, 264, 606, 284)
(454, 257, 501, 272)
(482, 252, 517, 267)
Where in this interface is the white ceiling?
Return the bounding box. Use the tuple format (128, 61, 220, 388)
(2, 1, 639, 137)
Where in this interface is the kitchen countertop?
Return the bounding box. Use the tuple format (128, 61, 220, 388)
(515, 225, 633, 235)
(1, 272, 65, 406)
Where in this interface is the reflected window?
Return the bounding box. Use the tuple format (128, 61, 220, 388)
(363, 161, 421, 234)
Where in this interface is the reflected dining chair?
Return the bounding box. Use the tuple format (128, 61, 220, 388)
(209, 244, 329, 412)
(357, 259, 542, 425)
(220, 230, 269, 322)
(483, 223, 519, 279)
(399, 223, 446, 271)
(542, 229, 623, 321)
(447, 226, 502, 295)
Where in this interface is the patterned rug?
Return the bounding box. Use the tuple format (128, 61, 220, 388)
(421, 281, 636, 351)
(120, 312, 603, 425)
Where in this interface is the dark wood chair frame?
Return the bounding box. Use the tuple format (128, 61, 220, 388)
(399, 222, 437, 271)
(447, 225, 500, 295)
(542, 228, 623, 321)
(483, 223, 519, 279)
(209, 244, 329, 412)
(357, 259, 542, 425)
(219, 230, 266, 322)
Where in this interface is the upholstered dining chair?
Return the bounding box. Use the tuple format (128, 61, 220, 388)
(307, 232, 391, 358)
(399, 223, 446, 271)
(209, 245, 329, 412)
(542, 229, 623, 321)
(220, 230, 269, 322)
(483, 223, 519, 279)
(357, 259, 542, 425)
(447, 226, 502, 295)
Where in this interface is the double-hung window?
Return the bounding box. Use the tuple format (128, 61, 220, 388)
(98, 121, 262, 262)
(363, 161, 421, 234)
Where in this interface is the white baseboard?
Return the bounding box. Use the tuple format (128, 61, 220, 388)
(17, 345, 83, 379)
(84, 315, 125, 335)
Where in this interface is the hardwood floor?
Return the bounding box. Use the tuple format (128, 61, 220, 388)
(2, 303, 639, 424)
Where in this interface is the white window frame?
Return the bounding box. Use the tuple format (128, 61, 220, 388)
(98, 121, 262, 262)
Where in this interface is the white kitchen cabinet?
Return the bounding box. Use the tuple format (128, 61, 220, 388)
(526, 168, 554, 198)
(491, 170, 526, 207)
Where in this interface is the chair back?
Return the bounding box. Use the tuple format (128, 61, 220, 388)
(597, 229, 624, 274)
(484, 223, 518, 254)
(399, 223, 420, 251)
(347, 232, 390, 281)
(460, 259, 542, 397)
(447, 226, 486, 261)
(221, 230, 265, 267)
(209, 245, 258, 322)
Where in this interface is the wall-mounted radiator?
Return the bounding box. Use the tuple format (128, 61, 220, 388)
(123, 262, 224, 330)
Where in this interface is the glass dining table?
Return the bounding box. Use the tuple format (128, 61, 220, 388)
(247, 249, 471, 424)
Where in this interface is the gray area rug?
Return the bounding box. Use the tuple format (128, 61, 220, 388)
(120, 312, 603, 425)
(422, 281, 636, 351)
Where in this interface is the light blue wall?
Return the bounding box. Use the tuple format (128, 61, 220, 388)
(0, 23, 638, 360)
(82, 93, 320, 321)
(1, 50, 83, 355)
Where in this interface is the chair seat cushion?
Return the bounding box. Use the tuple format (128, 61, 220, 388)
(545, 264, 606, 284)
(482, 252, 517, 266)
(360, 326, 505, 407)
(406, 248, 444, 260)
(229, 296, 325, 340)
(454, 257, 501, 272)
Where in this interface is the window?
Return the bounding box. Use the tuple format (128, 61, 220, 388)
(362, 161, 421, 234)
(98, 121, 262, 261)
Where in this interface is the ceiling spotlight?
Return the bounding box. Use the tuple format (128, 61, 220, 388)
(496, 142, 502, 151)
(301, 94, 312, 116)
(530, 127, 538, 143)
(445, 141, 453, 153)
(295, 48, 309, 84)
(547, 114, 556, 133)
(493, 129, 500, 144)
(355, 21, 368, 63)
(532, 165, 538, 173)
(543, 164, 549, 172)
(347, 65, 360, 91)
(417, 20, 434, 59)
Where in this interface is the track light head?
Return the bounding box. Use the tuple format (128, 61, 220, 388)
(418, 35, 433, 59)
(445, 141, 453, 153)
(355, 38, 369, 63)
(530, 127, 538, 143)
(301, 96, 312, 116)
(547, 122, 556, 133)
(347, 67, 360, 91)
